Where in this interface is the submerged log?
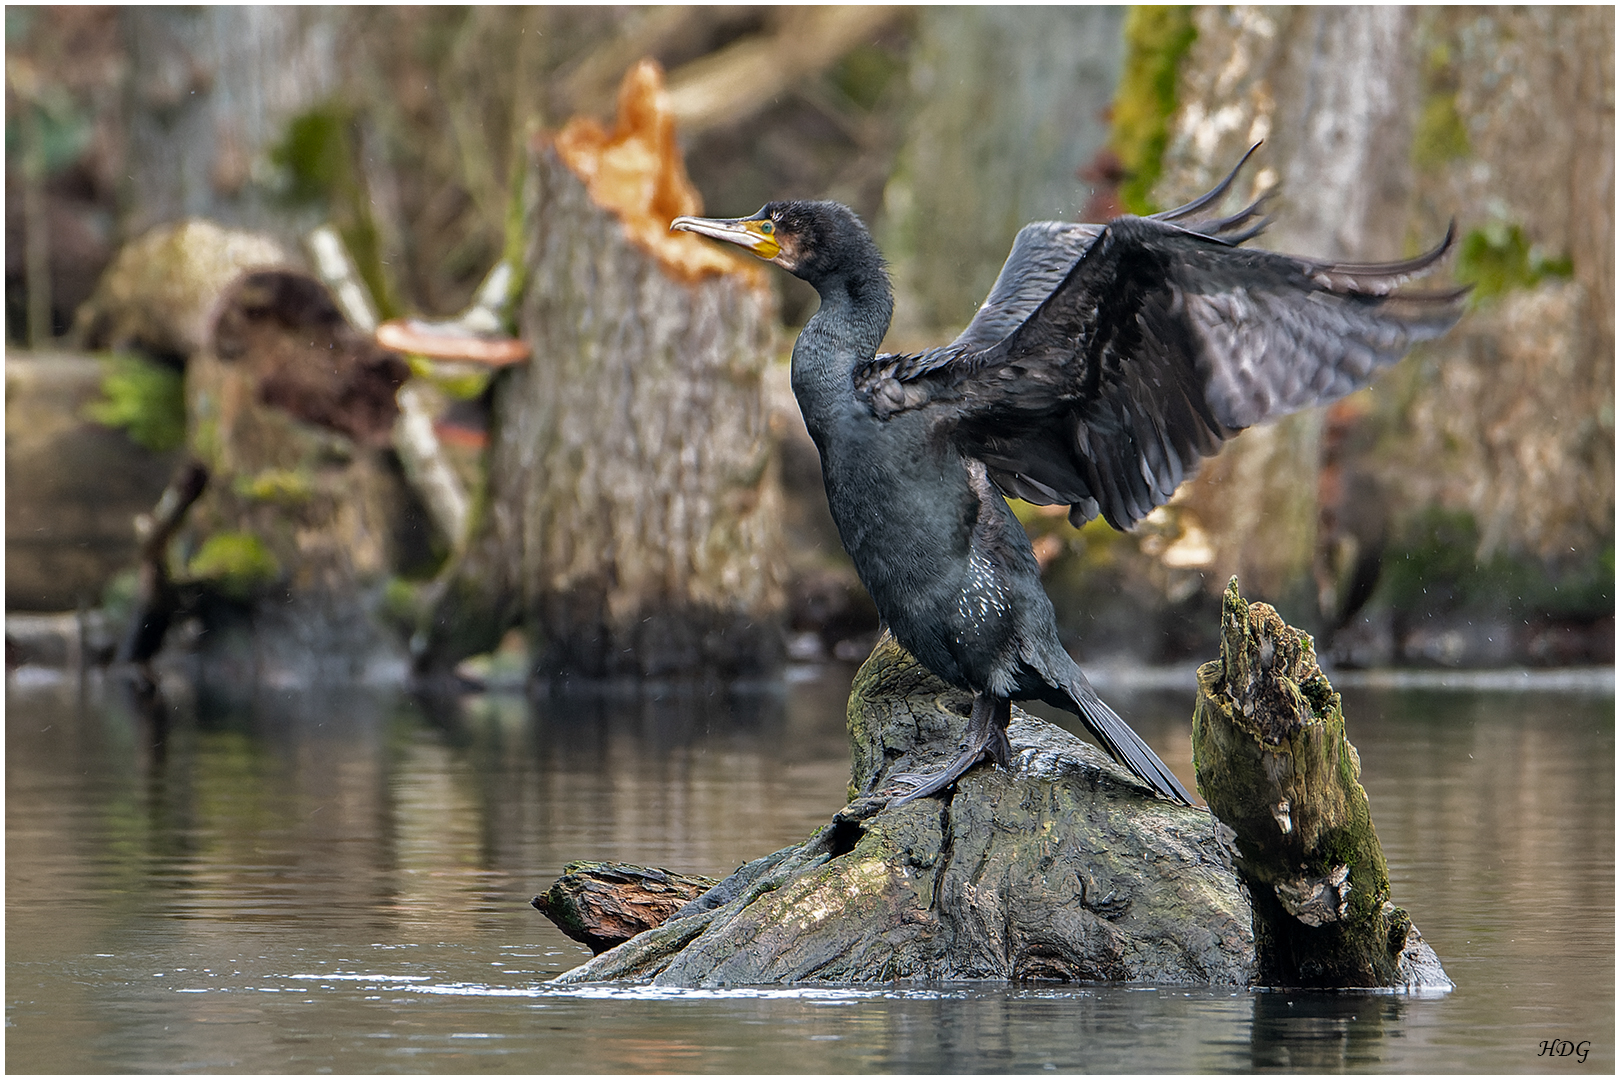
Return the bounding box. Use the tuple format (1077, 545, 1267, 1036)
(550, 633, 1254, 986)
(543, 587, 1449, 990)
(532, 862, 720, 955)
(1192, 579, 1451, 990)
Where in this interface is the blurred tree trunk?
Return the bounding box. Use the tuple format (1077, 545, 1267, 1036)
(423, 64, 785, 681)
(119, 7, 341, 244)
(1149, 7, 1613, 661)
(879, 6, 1126, 339)
(1153, 7, 1420, 616)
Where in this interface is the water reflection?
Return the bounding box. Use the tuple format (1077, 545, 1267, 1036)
(1247, 991, 1408, 1071)
(5, 665, 1613, 1073)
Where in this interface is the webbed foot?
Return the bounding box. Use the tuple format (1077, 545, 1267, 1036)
(887, 692, 1013, 805)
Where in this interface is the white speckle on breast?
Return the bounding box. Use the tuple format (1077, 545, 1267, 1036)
(957, 551, 1011, 626)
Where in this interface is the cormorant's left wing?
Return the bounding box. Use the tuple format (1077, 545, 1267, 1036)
(862, 144, 1269, 384)
(856, 209, 1465, 531)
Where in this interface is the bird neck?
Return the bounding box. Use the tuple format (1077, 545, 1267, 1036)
(791, 261, 894, 426)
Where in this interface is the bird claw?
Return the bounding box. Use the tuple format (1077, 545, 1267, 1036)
(884, 745, 1004, 807)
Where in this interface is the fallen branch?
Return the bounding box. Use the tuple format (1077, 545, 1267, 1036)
(118, 460, 209, 668)
(532, 862, 720, 955)
(305, 225, 473, 552)
(664, 7, 904, 133)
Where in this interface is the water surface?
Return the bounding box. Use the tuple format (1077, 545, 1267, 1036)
(6, 663, 1612, 1072)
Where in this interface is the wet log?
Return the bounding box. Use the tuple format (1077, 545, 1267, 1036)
(550, 632, 1254, 987)
(420, 61, 785, 680)
(545, 588, 1450, 990)
(1191, 579, 1451, 990)
(532, 862, 720, 955)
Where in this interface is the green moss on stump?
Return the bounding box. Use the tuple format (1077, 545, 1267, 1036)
(1192, 578, 1438, 988)
(83, 353, 187, 452)
(186, 531, 281, 600)
(233, 467, 314, 506)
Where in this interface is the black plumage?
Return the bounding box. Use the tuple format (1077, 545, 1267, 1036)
(673, 150, 1464, 806)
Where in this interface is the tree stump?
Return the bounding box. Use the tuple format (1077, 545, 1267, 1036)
(550, 633, 1254, 987)
(71, 219, 431, 681)
(180, 268, 417, 682)
(543, 591, 1450, 990)
(421, 61, 786, 681)
(1192, 578, 1451, 990)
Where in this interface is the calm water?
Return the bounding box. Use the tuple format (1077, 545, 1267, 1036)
(6, 662, 1613, 1073)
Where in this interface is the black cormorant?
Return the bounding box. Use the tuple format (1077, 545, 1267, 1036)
(672, 150, 1464, 806)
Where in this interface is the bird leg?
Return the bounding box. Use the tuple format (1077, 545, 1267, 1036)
(888, 692, 1013, 805)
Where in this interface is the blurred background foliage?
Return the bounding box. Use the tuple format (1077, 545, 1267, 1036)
(5, 5, 1612, 670)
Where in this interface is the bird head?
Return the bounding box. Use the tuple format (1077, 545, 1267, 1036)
(671, 201, 875, 285)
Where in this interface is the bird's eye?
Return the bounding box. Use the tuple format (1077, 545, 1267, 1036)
(759, 221, 774, 235)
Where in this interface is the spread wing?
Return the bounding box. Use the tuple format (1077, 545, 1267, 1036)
(854, 158, 1465, 530)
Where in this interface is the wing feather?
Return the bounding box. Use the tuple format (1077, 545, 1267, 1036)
(853, 162, 1465, 530)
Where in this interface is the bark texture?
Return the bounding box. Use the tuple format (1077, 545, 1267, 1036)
(1192, 579, 1450, 990)
(119, 7, 341, 242)
(426, 65, 785, 680)
(532, 862, 720, 955)
(550, 633, 1253, 987)
(1379, 7, 1614, 568)
(1127, 6, 1613, 663)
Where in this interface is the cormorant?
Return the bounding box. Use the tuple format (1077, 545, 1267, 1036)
(672, 149, 1464, 806)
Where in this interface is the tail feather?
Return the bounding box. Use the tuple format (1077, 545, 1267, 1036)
(1068, 679, 1195, 805)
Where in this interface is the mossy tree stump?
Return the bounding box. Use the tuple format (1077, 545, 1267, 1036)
(74, 219, 426, 680)
(181, 268, 418, 681)
(1192, 578, 1450, 989)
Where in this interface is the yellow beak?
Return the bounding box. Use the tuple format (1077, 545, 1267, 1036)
(670, 215, 781, 261)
